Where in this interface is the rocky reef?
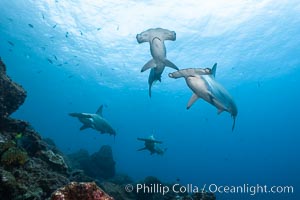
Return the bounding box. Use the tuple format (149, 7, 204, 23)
(0, 57, 216, 200)
(0, 58, 71, 199)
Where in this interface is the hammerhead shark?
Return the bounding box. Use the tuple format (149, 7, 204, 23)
(136, 28, 179, 97)
(69, 105, 116, 136)
(169, 63, 238, 130)
(137, 135, 166, 155)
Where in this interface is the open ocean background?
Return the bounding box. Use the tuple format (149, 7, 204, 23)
(1, 1, 299, 199)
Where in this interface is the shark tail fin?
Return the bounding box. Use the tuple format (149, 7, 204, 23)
(232, 116, 236, 131)
(148, 83, 153, 98)
(212, 63, 217, 78)
(164, 59, 179, 70)
(141, 59, 156, 72)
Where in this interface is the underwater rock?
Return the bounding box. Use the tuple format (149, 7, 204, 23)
(0, 57, 26, 119)
(0, 168, 17, 198)
(100, 182, 135, 200)
(67, 149, 90, 170)
(40, 150, 68, 173)
(68, 169, 96, 183)
(50, 182, 114, 200)
(67, 145, 116, 180)
(90, 145, 116, 179)
(108, 173, 133, 185)
(191, 191, 216, 200)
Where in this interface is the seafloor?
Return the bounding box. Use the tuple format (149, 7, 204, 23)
(0, 57, 216, 200)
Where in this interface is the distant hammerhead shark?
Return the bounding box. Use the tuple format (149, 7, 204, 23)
(169, 63, 238, 130)
(137, 135, 166, 155)
(136, 28, 179, 97)
(69, 105, 116, 136)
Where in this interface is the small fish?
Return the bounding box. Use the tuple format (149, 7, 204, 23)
(68, 75, 73, 78)
(64, 62, 68, 65)
(97, 27, 101, 31)
(42, 14, 45, 19)
(116, 25, 119, 30)
(80, 31, 83, 36)
(57, 64, 63, 66)
(65, 32, 69, 38)
(7, 41, 14, 46)
(7, 18, 13, 22)
(52, 24, 57, 29)
(28, 24, 34, 28)
(15, 133, 23, 140)
(75, 63, 79, 66)
(37, 70, 43, 74)
(257, 82, 261, 88)
(54, 55, 58, 60)
(47, 58, 53, 64)
(41, 47, 46, 51)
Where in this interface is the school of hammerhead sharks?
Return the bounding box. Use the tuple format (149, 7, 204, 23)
(69, 28, 238, 155)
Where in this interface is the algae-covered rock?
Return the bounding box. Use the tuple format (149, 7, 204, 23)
(1, 147, 28, 166)
(50, 182, 114, 200)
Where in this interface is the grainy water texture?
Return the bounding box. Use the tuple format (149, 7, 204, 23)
(0, 1, 299, 199)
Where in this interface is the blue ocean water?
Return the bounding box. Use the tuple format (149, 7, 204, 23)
(1, 1, 300, 199)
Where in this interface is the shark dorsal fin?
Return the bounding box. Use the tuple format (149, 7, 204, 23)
(212, 63, 217, 78)
(96, 105, 103, 116)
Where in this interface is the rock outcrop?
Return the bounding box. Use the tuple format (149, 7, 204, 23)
(0, 58, 26, 119)
(67, 145, 116, 180)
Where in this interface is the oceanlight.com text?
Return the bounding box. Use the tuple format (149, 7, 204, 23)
(124, 183, 294, 196)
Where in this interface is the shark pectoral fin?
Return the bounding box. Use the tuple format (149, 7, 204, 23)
(164, 59, 179, 70)
(217, 109, 224, 115)
(137, 147, 147, 151)
(141, 59, 156, 72)
(69, 113, 92, 118)
(69, 113, 82, 118)
(96, 105, 103, 117)
(80, 125, 89, 130)
(187, 94, 199, 109)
